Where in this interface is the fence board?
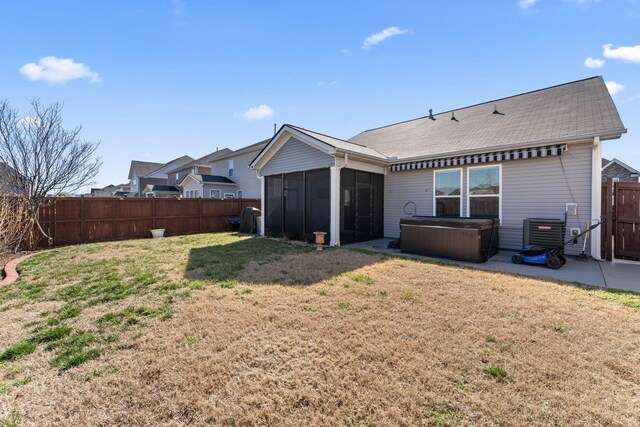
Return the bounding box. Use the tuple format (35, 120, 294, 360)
(37, 197, 260, 247)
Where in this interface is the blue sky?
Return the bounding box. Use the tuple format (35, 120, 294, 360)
(1, 0, 639, 189)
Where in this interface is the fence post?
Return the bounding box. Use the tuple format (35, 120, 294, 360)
(199, 198, 203, 233)
(152, 198, 156, 230)
(80, 196, 86, 243)
(604, 178, 613, 261)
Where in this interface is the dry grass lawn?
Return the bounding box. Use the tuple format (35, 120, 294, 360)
(0, 233, 639, 426)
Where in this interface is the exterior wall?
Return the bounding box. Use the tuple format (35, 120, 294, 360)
(211, 150, 262, 198)
(259, 137, 334, 176)
(202, 183, 238, 198)
(383, 142, 593, 256)
(136, 177, 166, 197)
(602, 162, 640, 183)
(181, 178, 203, 198)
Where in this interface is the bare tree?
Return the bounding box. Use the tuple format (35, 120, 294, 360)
(0, 99, 101, 251)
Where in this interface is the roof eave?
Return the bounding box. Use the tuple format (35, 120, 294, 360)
(389, 129, 627, 164)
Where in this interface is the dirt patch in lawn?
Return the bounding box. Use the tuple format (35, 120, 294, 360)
(1, 238, 639, 426)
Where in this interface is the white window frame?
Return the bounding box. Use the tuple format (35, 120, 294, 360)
(433, 168, 463, 217)
(194, 189, 199, 198)
(175, 173, 180, 185)
(210, 189, 221, 198)
(223, 193, 235, 199)
(466, 164, 502, 222)
(228, 159, 234, 177)
(237, 190, 243, 199)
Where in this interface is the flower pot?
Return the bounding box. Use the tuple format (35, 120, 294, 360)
(150, 229, 165, 238)
(313, 231, 327, 250)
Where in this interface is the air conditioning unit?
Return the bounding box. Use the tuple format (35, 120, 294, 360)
(523, 218, 566, 254)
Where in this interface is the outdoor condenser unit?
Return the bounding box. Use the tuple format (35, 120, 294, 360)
(523, 218, 566, 254)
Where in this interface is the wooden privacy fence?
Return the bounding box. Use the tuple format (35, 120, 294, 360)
(601, 179, 640, 261)
(38, 197, 261, 247)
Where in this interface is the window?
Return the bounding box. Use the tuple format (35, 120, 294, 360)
(434, 169, 462, 217)
(237, 190, 243, 199)
(224, 193, 235, 199)
(194, 190, 199, 198)
(228, 160, 234, 177)
(175, 173, 179, 185)
(468, 165, 501, 219)
(210, 189, 221, 198)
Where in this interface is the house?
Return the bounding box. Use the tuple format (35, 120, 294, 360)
(165, 148, 233, 190)
(0, 162, 26, 196)
(602, 158, 639, 183)
(180, 139, 268, 198)
(142, 184, 182, 198)
(90, 183, 132, 197)
(249, 76, 626, 258)
(128, 156, 193, 197)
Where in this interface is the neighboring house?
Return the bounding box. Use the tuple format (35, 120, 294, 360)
(166, 148, 233, 189)
(90, 183, 132, 197)
(0, 162, 26, 195)
(180, 139, 268, 198)
(250, 76, 626, 258)
(142, 184, 182, 198)
(128, 156, 193, 197)
(602, 158, 639, 182)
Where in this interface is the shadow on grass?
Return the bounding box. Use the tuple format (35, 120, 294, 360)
(185, 236, 385, 286)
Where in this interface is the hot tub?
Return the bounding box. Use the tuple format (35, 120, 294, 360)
(399, 216, 499, 263)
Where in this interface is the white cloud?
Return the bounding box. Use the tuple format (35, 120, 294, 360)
(17, 117, 43, 129)
(234, 104, 275, 121)
(605, 80, 624, 95)
(519, 0, 538, 10)
(318, 81, 338, 86)
(362, 26, 409, 50)
(584, 57, 605, 69)
(19, 56, 101, 84)
(603, 43, 640, 63)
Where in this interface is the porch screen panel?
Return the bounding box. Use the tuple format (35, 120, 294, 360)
(305, 169, 331, 243)
(372, 173, 384, 239)
(340, 169, 357, 244)
(265, 175, 283, 237)
(283, 172, 304, 240)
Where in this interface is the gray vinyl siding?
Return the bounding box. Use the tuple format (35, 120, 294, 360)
(210, 150, 261, 198)
(260, 137, 334, 176)
(384, 142, 593, 256)
(502, 142, 592, 256)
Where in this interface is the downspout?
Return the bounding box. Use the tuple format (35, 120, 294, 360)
(330, 153, 348, 246)
(255, 168, 266, 237)
(590, 136, 602, 260)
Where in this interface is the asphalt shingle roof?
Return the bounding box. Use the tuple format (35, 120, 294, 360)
(128, 161, 165, 179)
(146, 185, 181, 193)
(199, 175, 237, 184)
(287, 125, 387, 160)
(348, 76, 625, 160)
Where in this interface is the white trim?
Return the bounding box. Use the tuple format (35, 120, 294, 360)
(344, 159, 386, 175)
(223, 193, 235, 199)
(466, 164, 502, 223)
(330, 166, 340, 246)
(210, 189, 221, 198)
(260, 177, 265, 236)
(433, 168, 463, 217)
(251, 127, 337, 170)
(591, 137, 602, 260)
(602, 158, 640, 174)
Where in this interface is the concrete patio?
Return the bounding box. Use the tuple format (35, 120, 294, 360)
(345, 238, 640, 294)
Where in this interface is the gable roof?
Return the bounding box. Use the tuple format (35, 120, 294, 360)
(166, 149, 233, 174)
(128, 160, 164, 179)
(212, 139, 271, 162)
(179, 174, 238, 187)
(602, 158, 639, 174)
(146, 155, 194, 177)
(143, 184, 181, 193)
(348, 76, 625, 160)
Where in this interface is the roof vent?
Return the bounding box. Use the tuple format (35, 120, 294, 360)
(428, 109, 435, 120)
(451, 111, 458, 122)
(493, 104, 505, 115)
